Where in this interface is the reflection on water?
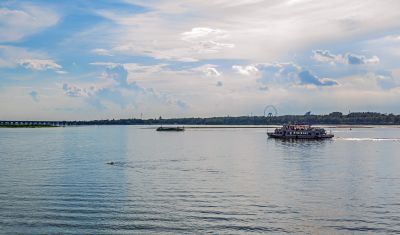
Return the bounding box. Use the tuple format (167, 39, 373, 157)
(0, 126, 400, 234)
(274, 138, 331, 147)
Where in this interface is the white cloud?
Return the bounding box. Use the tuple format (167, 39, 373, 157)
(192, 64, 221, 77)
(346, 53, 380, 65)
(181, 27, 228, 41)
(90, 62, 120, 68)
(55, 70, 68, 74)
(233, 62, 300, 80)
(232, 65, 259, 76)
(0, 46, 65, 73)
(0, 5, 59, 43)
(297, 70, 338, 86)
(312, 50, 380, 65)
(234, 61, 338, 87)
(19, 59, 63, 72)
(192, 40, 235, 54)
(311, 50, 340, 63)
(64, 63, 191, 112)
(91, 0, 400, 62)
(372, 71, 400, 90)
(92, 62, 222, 83)
(0, 45, 44, 68)
(204, 67, 221, 77)
(181, 27, 234, 54)
(91, 48, 113, 56)
(62, 84, 95, 97)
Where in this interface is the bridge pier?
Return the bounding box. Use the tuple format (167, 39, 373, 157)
(0, 120, 69, 127)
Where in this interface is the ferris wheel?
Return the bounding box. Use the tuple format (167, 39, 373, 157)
(263, 105, 278, 117)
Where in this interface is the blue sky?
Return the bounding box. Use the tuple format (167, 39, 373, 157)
(1, 0, 400, 120)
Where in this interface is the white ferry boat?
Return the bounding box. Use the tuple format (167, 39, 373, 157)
(267, 124, 333, 139)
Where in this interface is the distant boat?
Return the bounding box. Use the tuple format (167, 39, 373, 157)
(267, 124, 333, 139)
(156, 126, 185, 131)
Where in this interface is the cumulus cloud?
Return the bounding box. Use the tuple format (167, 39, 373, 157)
(123, 63, 168, 81)
(0, 46, 66, 74)
(192, 64, 221, 77)
(298, 70, 338, 86)
(0, 5, 59, 43)
(256, 63, 301, 81)
(62, 81, 132, 109)
(0, 45, 46, 68)
(65, 63, 189, 111)
(234, 62, 300, 83)
(204, 67, 221, 77)
(103, 64, 130, 88)
(63, 84, 96, 97)
(181, 27, 234, 53)
(311, 50, 339, 63)
(312, 50, 380, 65)
(232, 62, 301, 78)
(63, 81, 131, 109)
(234, 62, 338, 87)
(94, 61, 222, 82)
(346, 53, 380, 65)
(232, 65, 259, 76)
(181, 27, 227, 41)
(372, 71, 400, 90)
(255, 62, 301, 86)
(19, 59, 65, 73)
(145, 87, 189, 110)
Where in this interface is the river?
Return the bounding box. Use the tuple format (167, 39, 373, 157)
(1, 126, 399, 234)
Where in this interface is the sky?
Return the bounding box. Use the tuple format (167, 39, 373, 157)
(1, 0, 400, 120)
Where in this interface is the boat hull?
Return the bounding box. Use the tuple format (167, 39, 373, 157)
(156, 127, 184, 131)
(267, 132, 333, 139)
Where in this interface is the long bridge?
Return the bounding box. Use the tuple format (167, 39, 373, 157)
(0, 121, 68, 126)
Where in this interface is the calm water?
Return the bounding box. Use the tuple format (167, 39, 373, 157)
(1, 126, 400, 234)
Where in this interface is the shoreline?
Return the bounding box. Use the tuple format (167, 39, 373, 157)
(1, 124, 400, 129)
(166, 125, 395, 129)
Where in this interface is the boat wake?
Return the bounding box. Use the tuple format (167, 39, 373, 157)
(335, 137, 400, 142)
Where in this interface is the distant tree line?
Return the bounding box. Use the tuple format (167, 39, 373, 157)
(65, 112, 400, 125)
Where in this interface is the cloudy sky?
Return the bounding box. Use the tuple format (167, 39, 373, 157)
(1, 0, 400, 120)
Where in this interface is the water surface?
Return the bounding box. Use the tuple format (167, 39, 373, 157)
(1, 126, 400, 234)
